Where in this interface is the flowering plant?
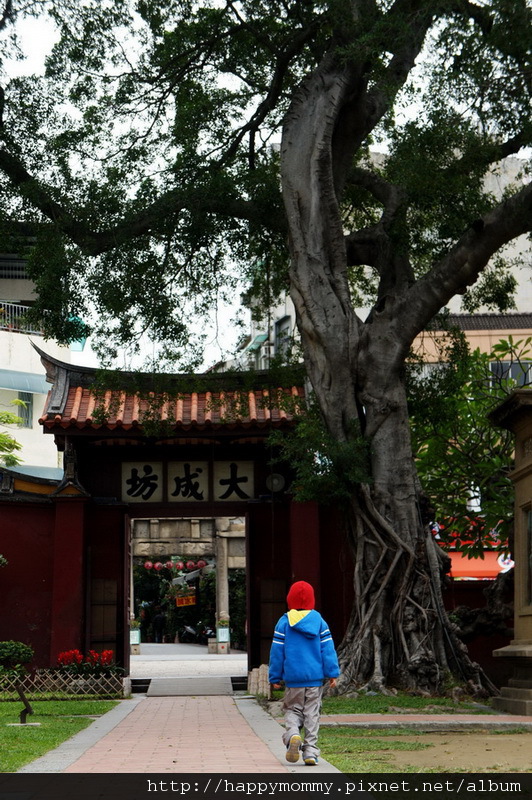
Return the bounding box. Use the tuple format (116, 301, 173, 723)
(56, 649, 122, 677)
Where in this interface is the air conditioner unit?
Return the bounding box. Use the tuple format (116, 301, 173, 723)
(260, 343, 274, 358)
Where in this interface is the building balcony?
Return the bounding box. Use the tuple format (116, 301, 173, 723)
(0, 301, 43, 336)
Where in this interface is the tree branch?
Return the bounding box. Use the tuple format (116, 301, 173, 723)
(0, 146, 286, 255)
(362, 0, 436, 132)
(451, 0, 494, 35)
(448, 131, 532, 180)
(330, 0, 435, 194)
(216, 19, 320, 167)
(347, 166, 407, 230)
(400, 180, 532, 341)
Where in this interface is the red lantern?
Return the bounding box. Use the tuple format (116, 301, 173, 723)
(144, 561, 153, 570)
(154, 562, 163, 571)
(186, 560, 196, 570)
(197, 559, 207, 568)
(165, 561, 174, 570)
(175, 561, 184, 570)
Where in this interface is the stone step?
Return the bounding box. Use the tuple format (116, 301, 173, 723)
(147, 676, 234, 696)
(509, 678, 532, 689)
(131, 678, 151, 694)
(493, 695, 532, 716)
(501, 686, 532, 700)
(231, 675, 248, 691)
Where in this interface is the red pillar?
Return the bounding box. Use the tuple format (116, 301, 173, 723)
(49, 496, 87, 664)
(289, 500, 321, 602)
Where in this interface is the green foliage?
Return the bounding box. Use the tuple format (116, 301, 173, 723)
(228, 569, 247, 651)
(409, 334, 530, 556)
(0, 407, 23, 467)
(461, 256, 518, 313)
(134, 563, 216, 641)
(0, 641, 34, 680)
(270, 401, 371, 504)
(0, 1, 527, 366)
(133, 561, 246, 647)
(0, 641, 34, 668)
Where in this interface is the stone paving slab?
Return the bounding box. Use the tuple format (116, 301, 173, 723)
(61, 696, 291, 774)
(17, 698, 145, 773)
(147, 677, 234, 696)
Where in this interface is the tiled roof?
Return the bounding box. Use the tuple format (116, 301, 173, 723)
(432, 313, 532, 331)
(40, 385, 304, 432)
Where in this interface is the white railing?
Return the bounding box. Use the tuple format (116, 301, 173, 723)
(0, 301, 43, 335)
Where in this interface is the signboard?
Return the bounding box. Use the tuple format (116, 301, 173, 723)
(217, 626, 230, 642)
(176, 591, 196, 607)
(121, 461, 254, 503)
(129, 629, 141, 644)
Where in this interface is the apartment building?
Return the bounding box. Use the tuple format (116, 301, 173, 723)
(0, 250, 91, 475)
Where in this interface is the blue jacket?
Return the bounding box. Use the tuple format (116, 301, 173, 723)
(268, 609, 340, 688)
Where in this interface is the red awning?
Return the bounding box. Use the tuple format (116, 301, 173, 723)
(448, 550, 514, 580)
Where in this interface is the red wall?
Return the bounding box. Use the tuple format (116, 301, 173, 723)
(0, 502, 55, 667)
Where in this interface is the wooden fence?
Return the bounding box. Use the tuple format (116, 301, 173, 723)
(0, 669, 125, 701)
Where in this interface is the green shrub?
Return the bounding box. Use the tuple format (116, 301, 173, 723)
(0, 641, 34, 681)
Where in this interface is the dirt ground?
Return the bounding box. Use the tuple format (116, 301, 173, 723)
(388, 731, 532, 772)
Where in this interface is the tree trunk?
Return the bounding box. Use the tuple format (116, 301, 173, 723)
(281, 59, 496, 695)
(339, 349, 492, 694)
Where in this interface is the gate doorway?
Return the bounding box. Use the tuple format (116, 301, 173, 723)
(129, 515, 248, 655)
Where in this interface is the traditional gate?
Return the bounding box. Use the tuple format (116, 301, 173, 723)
(0, 346, 353, 673)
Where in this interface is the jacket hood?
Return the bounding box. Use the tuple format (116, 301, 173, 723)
(287, 608, 321, 638)
(287, 581, 315, 610)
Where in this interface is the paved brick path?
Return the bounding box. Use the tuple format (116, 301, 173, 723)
(63, 696, 289, 774)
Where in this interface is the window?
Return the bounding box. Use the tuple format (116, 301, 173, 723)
(274, 316, 292, 358)
(490, 361, 532, 387)
(17, 391, 33, 428)
(0, 256, 29, 279)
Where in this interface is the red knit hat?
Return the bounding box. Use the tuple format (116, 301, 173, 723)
(287, 581, 315, 610)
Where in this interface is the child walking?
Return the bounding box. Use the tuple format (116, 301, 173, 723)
(268, 580, 340, 766)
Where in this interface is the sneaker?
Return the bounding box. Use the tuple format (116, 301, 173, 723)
(286, 734, 302, 763)
(304, 756, 318, 766)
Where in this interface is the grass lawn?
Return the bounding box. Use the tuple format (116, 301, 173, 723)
(270, 689, 491, 715)
(319, 726, 433, 773)
(318, 726, 532, 773)
(0, 699, 119, 773)
(320, 693, 491, 715)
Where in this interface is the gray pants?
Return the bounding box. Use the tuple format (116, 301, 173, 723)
(282, 686, 323, 759)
